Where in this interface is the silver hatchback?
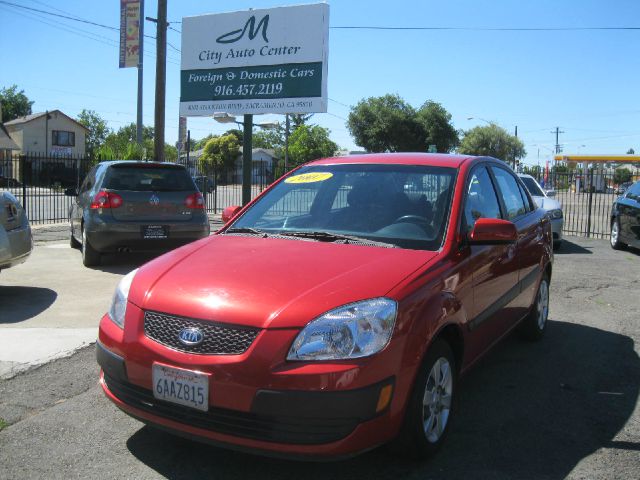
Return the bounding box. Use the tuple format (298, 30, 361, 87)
(68, 161, 210, 267)
(0, 191, 33, 273)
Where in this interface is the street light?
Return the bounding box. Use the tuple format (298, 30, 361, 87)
(466, 116, 495, 125)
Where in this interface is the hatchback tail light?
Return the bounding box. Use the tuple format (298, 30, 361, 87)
(184, 192, 205, 209)
(90, 191, 123, 209)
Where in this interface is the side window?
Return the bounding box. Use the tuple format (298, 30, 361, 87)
(463, 166, 501, 232)
(492, 167, 527, 220)
(79, 167, 96, 195)
(627, 182, 640, 201)
(518, 183, 533, 213)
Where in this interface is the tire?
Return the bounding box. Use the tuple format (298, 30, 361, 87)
(610, 219, 626, 250)
(553, 240, 562, 251)
(81, 227, 101, 267)
(520, 274, 550, 341)
(70, 224, 81, 249)
(392, 339, 457, 460)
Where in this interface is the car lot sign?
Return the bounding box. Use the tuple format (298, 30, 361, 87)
(180, 3, 329, 116)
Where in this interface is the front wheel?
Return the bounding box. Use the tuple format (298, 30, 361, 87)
(520, 275, 549, 341)
(392, 339, 456, 460)
(610, 219, 625, 250)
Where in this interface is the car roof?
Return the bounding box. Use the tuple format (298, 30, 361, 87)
(305, 153, 477, 168)
(98, 160, 186, 168)
(517, 173, 535, 179)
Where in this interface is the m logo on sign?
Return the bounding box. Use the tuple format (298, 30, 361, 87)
(216, 15, 269, 44)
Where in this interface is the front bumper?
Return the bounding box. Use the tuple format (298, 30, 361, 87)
(550, 218, 563, 243)
(97, 306, 407, 459)
(0, 221, 32, 270)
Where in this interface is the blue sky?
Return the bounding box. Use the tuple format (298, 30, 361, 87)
(1, 0, 638, 166)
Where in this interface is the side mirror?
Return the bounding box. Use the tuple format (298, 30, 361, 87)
(222, 205, 242, 223)
(544, 189, 556, 197)
(469, 218, 518, 245)
(64, 187, 78, 196)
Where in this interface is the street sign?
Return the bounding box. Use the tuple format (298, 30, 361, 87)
(179, 3, 329, 116)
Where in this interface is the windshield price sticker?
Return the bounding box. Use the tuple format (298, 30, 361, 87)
(285, 172, 333, 184)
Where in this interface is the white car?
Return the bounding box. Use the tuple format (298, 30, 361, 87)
(0, 191, 33, 273)
(518, 174, 563, 250)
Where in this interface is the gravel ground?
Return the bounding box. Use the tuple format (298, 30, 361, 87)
(0, 236, 638, 479)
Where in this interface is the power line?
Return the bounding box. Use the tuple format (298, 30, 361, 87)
(331, 25, 640, 31)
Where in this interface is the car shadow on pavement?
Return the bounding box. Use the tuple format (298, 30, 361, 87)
(555, 239, 593, 255)
(91, 253, 160, 274)
(125, 319, 639, 480)
(0, 287, 57, 324)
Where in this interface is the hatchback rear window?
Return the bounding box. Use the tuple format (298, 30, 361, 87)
(103, 164, 195, 191)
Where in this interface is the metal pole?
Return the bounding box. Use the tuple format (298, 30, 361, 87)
(153, 0, 167, 161)
(586, 168, 594, 238)
(284, 113, 290, 173)
(136, 0, 144, 145)
(45, 110, 48, 155)
(242, 114, 253, 206)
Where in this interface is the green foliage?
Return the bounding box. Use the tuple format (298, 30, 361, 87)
(0, 85, 33, 122)
(614, 168, 633, 184)
(458, 124, 525, 161)
(416, 101, 459, 153)
(164, 143, 178, 162)
(288, 125, 338, 166)
(194, 134, 216, 151)
(348, 94, 424, 152)
(224, 128, 243, 144)
(200, 134, 240, 170)
(0, 417, 8, 431)
(627, 148, 635, 154)
(123, 143, 146, 160)
(77, 109, 109, 158)
(289, 113, 313, 129)
(253, 128, 283, 151)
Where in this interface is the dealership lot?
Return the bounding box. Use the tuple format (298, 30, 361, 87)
(0, 236, 639, 478)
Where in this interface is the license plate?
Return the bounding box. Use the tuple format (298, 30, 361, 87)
(152, 363, 209, 411)
(143, 225, 168, 239)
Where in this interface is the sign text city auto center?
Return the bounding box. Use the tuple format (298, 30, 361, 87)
(180, 3, 329, 116)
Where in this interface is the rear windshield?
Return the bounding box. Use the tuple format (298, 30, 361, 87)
(103, 164, 195, 192)
(520, 176, 545, 197)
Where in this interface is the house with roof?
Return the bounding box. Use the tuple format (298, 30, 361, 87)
(181, 147, 279, 184)
(4, 110, 88, 156)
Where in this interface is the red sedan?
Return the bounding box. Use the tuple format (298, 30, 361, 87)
(97, 153, 552, 460)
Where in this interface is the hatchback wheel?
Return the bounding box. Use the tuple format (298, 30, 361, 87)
(82, 227, 101, 267)
(610, 219, 625, 250)
(520, 275, 549, 341)
(393, 339, 456, 459)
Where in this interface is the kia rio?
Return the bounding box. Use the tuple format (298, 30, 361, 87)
(97, 153, 553, 460)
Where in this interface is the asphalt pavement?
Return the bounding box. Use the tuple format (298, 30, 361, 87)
(0, 235, 638, 479)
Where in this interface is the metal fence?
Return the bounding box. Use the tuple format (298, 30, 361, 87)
(0, 153, 633, 239)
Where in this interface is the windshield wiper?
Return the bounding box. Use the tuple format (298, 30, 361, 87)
(224, 227, 268, 237)
(278, 231, 396, 248)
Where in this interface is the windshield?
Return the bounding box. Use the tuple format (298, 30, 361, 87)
(520, 176, 545, 197)
(230, 164, 456, 250)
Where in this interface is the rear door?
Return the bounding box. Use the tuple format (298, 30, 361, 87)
(102, 164, 198, 223)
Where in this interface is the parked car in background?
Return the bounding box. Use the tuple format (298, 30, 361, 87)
(0, 191, 32, 273)
(610, 179, 640, 250)
(67, 161, 210, 267)
(0, 176, 23, 188)
(519, 174, 564, 250)
(97, 153, 553, 460)
(193, 176, 214, 193)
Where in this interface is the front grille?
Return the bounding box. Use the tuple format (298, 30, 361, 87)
(144, 311, 259, 355)
(104, 374, 357, 445)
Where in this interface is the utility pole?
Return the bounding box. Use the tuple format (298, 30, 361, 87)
(136, 0, 145, 145)
(242, 115, 253, 206)
(552, 127, 564, 154)
(152, 0, 167, 161)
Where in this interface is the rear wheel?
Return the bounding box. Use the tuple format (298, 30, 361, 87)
(81, 227, 101, 267)
(392, 339, 456, 460)
(610, 219, 626, 250)
(520, 275, 549, 341)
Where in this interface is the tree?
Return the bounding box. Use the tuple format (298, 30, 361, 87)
(200, 134, 240, 170)
(289, 113, 313, 129)
(347, 94, 425, 152)
(194, 134, 216, 151)
(253, 128, 283, 151)
(458, 124, 525, 162)
(77, 109, 109, 158)
(416, 101, 459, 153)
(288, 125, 338, 166)
(627, 148, 635, 154)
(614, 168, 632, 184)
(0, 85, 34, 122)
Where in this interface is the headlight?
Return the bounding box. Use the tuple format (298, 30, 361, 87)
(287, 298, 397, 361)
(107, 269, 138, 328)
(547, 209, 563, 219)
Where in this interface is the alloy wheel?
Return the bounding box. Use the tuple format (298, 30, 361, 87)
(422, 357, 453, 443)
(537, 279, 549, 330)
(610, 221, 619, 247)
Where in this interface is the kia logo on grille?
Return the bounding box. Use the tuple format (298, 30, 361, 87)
(178, 327, 204, 346)
(149, 194, 160, 206)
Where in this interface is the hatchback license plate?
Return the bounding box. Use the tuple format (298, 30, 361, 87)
(152, 364, 209, 411)
(143, 225, 168, 239)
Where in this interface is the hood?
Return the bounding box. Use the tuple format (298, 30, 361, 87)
(531, 195, 561, 211)
(129, 235, 437, 329)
